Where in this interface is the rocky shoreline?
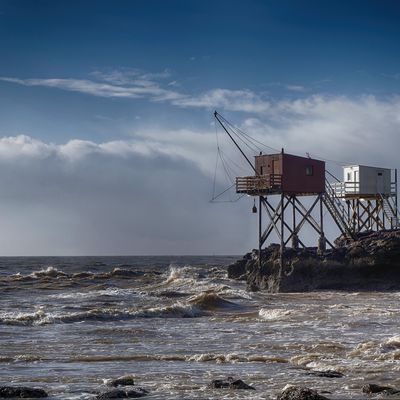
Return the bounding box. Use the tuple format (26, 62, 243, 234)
(2, 378, 400, 399)
(228, 230, 400, 292)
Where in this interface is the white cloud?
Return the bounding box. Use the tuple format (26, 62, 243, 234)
(0, 76, 185, 101)
(285, 84, 306, 92)
(0, 72, 273, 114)
(0, 135, 53, 159)
(173, 88, 271, 113)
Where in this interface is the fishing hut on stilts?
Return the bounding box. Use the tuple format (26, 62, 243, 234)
(213, 111, 399, 272)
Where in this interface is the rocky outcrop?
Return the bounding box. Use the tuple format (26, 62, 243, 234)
(277, 386, 329, 400)
(107, 375, 135, 387)
(98, 376, 148, 399)
(228, 230, 400, 292)
(0, 386, 48, 398)
(208, 377, 255, 390)
(362, 383, 400, 395)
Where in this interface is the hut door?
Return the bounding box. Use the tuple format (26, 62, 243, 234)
(272, 159, 281, 175)
(377, 172, 384, 193)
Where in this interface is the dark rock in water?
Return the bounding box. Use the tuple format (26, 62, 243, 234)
(362, 383, 400, 395)
(307, 370, 344, 378)
(277, 386, 330, 400)
(228, 230, 400, 292)
(229, 379, 255, 390)
(97, 390, 126, 399)
(0, 386, 48, 398)
(107, 375, 135, 387)
(118, 389, 148, 398)
(208, 377, 255, 390)
(96, 388, 148, 399)
(227, 251, 257, 281)
(208, 380, 230, 389)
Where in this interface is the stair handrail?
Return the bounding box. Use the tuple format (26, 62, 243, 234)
(324, 178, 353, 237)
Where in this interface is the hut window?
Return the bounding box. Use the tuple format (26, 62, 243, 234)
(378, 172, 383, 176)
(305, 166, 313, 176)
(347, 172, 352, 181)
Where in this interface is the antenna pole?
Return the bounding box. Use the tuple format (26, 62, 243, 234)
(214, 111, 257, 174)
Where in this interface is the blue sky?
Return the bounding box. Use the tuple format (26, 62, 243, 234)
(0, 0, 400, 254)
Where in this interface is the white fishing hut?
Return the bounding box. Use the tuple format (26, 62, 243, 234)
(329, 164, 399, 232)
(341, 165, 392, 197)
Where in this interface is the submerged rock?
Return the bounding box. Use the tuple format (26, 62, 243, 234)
(208, 377, 255, 390)
(362, 383, 400, 395)
(228, 230, 400, 292)
(307, 370, 344, 378)
(96, 388, 148, 399)
(277, 386, 330, 400)
(0, 386, 48, 398)
(107, 375, 135, 387)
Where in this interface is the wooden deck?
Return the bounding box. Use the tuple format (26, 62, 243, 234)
(236, 174, 282, 195)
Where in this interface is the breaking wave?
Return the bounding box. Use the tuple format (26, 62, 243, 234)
(70, 352, 289, 364)
(188, 291, 239, 310)
(6, 267, 148, 281)
(8, 266, 68, 280)
(0, 302, 203, 326)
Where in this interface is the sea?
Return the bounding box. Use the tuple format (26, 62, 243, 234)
(0, 256, 399, 399)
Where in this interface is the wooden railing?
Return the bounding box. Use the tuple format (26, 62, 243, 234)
(330, 181, 398, 197)
(236, 174, 282, 193)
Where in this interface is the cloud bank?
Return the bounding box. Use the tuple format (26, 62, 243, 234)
(1, 74, 400, 254)
(0, 134, 252, 255)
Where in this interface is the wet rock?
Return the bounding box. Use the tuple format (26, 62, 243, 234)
(96, 388, 148, 399)
(208, 380, 230, 389)
(362, 383, 400, 395)
(208, 377, 255, 390)
(307, 370, 344, 378)
(227, 250, 257, 280)
(228, 230, 400, 292)
(96, 390, 126, 399)
(277, 386, 329, 400)
(229, 379, 255, 390)
(0, 386, 48, 398)
(107, 375, 135, 387)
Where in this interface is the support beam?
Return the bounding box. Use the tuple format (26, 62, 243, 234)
(280, 192, 284, 270)
(258, 196, 262, 268)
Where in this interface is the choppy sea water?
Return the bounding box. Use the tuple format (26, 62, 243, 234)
(1, 256, 400, 399)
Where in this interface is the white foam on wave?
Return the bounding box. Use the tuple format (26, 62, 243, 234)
(10, 266, 68, 280)
(212, 285, 253, 300)
(0, 301, 203, 326)
(290, 354, 321, 367)
(164, 265, 194, 284)
(258, 308, 292, 321)
(138, 302, 203, 318)
(185, 352, 288, 364)
(30, 266, 67, 278)
(49, 287, 139, 300)
(0, 308, 54, 325)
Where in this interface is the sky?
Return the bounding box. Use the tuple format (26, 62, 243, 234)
(0, 0, 400, 255)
